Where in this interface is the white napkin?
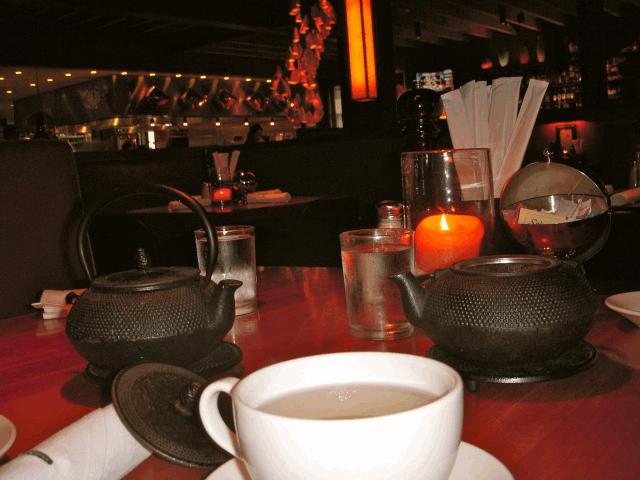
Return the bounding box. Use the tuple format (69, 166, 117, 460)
(168, 195, 212, 212)
(31, 289, 85, 319)
(610, 187, 640, 206)
(246, 189, 291, 204)
(0, 405, 151, 480)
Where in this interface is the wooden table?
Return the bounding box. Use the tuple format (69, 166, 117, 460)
(1, 267, 639, 479)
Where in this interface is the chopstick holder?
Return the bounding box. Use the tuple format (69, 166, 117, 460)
(473, 81, 490, 148)
(0, 405, 151, 480)
(229, 150, 240, 177)
(442, 89, 475, 149)
(610, 187, 640, 206)
(31, 289, 85, 319)
(246, 189, 291, 203)
(496, 79, 548, 197)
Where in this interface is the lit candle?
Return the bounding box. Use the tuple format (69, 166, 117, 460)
(212, 188, 232, 201)
(415, 213, 485, 273)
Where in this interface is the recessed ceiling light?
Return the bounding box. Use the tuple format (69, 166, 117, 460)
(91, 71, 97, 74)
(47, 78, 53, 82)
(200, 75, 206, 79)
(15, 71, 21, 75)
(6, 90, 12, 94)
(65, 73, 71, 76)
(245, 78, 251, 82)
(0, 77, 4, 81)
(223, 76, 230, 80)
(30, 83, 36, 87)
(267, 79, 272, 83)
(176, 74, 182, 77)
(150, 73, 156, 76)
(121, 72, 128, 75)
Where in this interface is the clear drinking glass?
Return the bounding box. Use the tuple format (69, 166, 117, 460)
(340, 229, 415, 340)
(195, 225, 258, 315)
(401, 149, 494, 275)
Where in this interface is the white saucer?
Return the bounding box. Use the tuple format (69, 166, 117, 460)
(0, 415, 17, 458)
(605, 291, 640, 328)
(206, 441, 514, 480)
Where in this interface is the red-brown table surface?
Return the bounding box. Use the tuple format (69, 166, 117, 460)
(1, 267, 639, 479)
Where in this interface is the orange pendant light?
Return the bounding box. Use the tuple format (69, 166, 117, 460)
(345, 0, 377, 101)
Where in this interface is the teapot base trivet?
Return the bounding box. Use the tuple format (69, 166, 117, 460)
(428, 340, 597, 392)
(85, 341, 243, 386)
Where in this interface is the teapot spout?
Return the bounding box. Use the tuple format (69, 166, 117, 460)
(206, 279, 243, 336)
(389, 272, 426, 326)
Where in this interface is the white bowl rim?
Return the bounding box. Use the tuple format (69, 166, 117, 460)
(604, 291, 640, 317)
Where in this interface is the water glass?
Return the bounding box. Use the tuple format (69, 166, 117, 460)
(340, 229, 415, 340)
(195, 225, 258, 315)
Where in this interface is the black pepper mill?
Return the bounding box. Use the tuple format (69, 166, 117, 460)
(396, 89, 446, 151)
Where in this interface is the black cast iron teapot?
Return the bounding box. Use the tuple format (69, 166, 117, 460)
(390, 255, 598, 367)
(66, 184, 242, 373)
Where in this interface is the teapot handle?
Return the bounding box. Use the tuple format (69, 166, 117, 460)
(77, 183, 218, 283)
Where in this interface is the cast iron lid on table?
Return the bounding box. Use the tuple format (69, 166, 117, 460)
(112, 363, 233, 470)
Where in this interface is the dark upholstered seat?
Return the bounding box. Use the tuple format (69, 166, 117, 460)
(0, 140, 91, 319)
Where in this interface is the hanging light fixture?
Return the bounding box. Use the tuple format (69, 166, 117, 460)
(244, 117, 250, 126)
(215, 117, 221, 126)
(345, 0, 377, 101)
(270, 117, 275, 126)
(146, 86, 170, 107)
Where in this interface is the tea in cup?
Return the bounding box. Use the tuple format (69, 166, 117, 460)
(199, 352, 463, 480)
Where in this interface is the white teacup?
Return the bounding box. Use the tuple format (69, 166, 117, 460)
(199, 352, 463, 480)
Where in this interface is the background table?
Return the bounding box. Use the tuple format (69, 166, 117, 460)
(88, 196, 361, 274)
(1, 267, 639, 479)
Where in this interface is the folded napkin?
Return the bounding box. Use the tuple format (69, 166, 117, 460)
(246, 189, 291, 204)
(168, 195, 211, 212)
(610, 187, 640, 206)
(31, 289, 85, 319)
(0, 405, 151, 480)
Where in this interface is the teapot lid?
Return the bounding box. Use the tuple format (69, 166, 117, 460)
(112, 363, 231, 469)
(92, 266, 202, 293)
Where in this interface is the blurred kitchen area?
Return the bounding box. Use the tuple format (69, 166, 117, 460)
(0, 68, 302, 151)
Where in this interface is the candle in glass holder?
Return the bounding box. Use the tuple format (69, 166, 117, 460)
(415, 213, 484, 273)
(212, 188, 232, 202)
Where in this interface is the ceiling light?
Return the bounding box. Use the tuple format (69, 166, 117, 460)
(47, 78, 53, 82)
(65, 73, 71, 77)
(0, 77, 4, 81)
(91, 71, 97, 74)
(215, 117, 221, 126)
(15, 71, 22, 75)
(150, 73, 156, 76)
(223, 76, 230, 80)
(200, 75, 206, 79)
(270, 118, 275, 125)
(121, 72, 128, 75)
(30, 83, 36, 87)
(244, 117, 249, 126)
(245, 78, 251, 82)
(176, 74, 182, 78)
(182, 117, 188, 126)
(6, 90, 12, 94)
